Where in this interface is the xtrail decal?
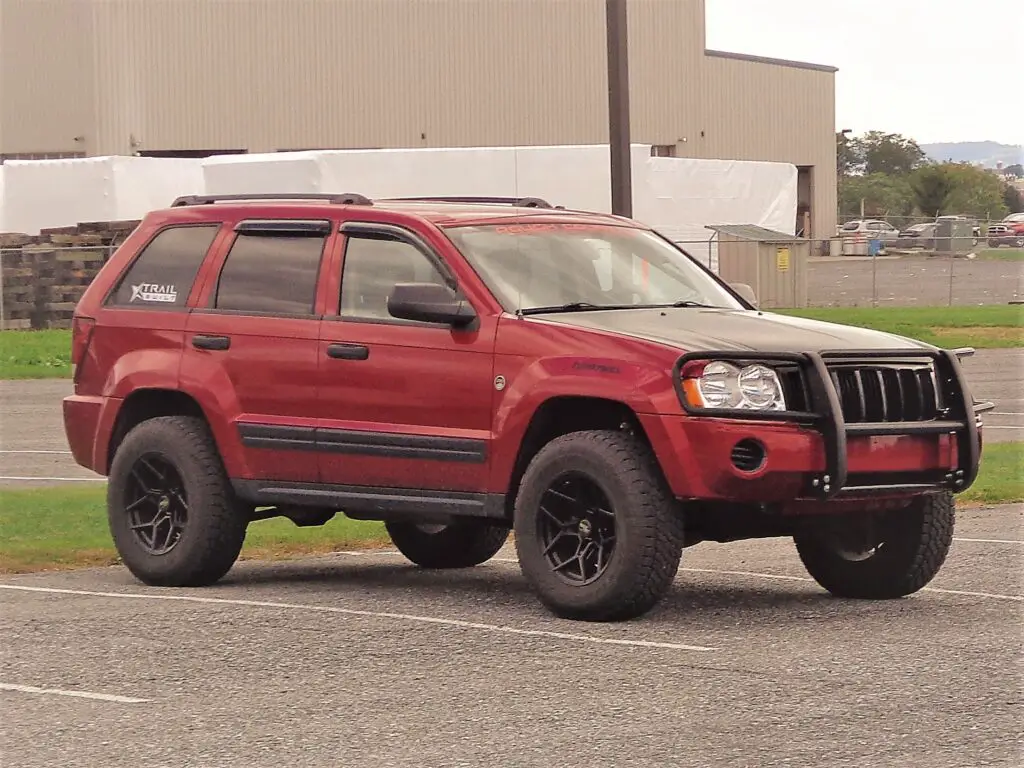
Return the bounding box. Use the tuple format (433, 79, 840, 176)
(130, 283, 178, 303)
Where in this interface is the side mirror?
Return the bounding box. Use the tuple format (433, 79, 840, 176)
(730, 282, 758, 307)
(387, 282, 477, 327)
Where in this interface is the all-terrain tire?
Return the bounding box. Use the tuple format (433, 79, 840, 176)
(107, 415, 248, 587)
(793, 491, 954, 599)
(513, 429, 685, 622)
(385, 519, 510, 569)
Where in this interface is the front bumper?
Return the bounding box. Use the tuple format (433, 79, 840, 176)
(648, 348, 990, 502)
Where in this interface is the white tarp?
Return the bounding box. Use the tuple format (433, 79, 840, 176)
(0, 146, 798, 273)
(203, 144, 796, 271)
(639, 157, 798, 269)
(0, 156, 204, 235)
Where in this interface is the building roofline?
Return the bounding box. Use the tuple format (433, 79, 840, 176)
(704, 49, 838, 74)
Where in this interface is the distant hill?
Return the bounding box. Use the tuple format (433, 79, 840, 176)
(921, 141, 1023, 168)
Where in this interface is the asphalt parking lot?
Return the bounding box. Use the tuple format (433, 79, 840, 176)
(1, 350, 1021, 767)
(2, 349, 1019, 488)
(1, 505, 1021, 768)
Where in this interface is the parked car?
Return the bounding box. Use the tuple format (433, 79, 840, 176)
(838, 219, 901, 244)
(986, 213, 1024, 248)
(895, 222, 939, 249)
(64, 193, 991, 622)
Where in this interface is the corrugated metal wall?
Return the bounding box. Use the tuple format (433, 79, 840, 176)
(0, 0, 94, 155)
(0, 0, 835, 235)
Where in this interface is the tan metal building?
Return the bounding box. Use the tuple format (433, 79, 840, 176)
(0, 0, 837, 238)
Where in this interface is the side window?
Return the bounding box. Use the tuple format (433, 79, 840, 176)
(108, 224, 220, 307)
(339, 235, 448, 321)
(213, 227, 328, 316)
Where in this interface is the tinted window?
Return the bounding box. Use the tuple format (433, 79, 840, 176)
(108, 225, 219, 307)
(339, 235, 448, 321)
(214, 230, 327, 315)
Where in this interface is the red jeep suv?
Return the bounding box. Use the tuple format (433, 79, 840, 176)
(64, 193, 990, 622)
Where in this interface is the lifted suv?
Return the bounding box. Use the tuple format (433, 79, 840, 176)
(65, 193, 991, 622)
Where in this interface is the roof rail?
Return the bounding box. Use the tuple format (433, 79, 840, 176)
(383, 196, 561, 209)
(170, 192, 373, 207)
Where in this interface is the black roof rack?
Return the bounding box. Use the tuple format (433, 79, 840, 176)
(382, 196, 561, 209)
(170, 192, 373, 207)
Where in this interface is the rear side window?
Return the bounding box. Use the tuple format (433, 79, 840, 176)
(213, 226, 328, 316)
(108, 224, 220, 307)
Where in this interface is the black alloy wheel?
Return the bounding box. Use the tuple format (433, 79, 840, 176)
(123, 453, 189, 556)
(537, 472, 617, 586)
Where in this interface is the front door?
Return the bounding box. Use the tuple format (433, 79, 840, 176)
(181, 217, 335, 483)
(317, 224, 497, 493)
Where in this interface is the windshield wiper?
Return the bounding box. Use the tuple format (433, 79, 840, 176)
(518, 302, 634, 316)
(666, 300, 716, 308)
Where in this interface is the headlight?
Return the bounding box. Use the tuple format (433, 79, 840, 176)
(688, 361, 786, 411)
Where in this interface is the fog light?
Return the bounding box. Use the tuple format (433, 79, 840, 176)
(731, 439, 766, 473)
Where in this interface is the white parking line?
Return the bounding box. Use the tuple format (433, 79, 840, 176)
(0, 682, 150, 704)
(673, 567, 1023, 602)
(0, 450, 73, 455)
(988, 413, 1024, 417)
(0, 476, 104, 483)
(0, 585, 716, 653)
(953, 537, 1024, 545)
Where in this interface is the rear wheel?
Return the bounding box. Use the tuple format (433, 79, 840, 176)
(385, 519, 509, 569)
(513, 429, 685, 622)
(107, 416, 248, 587)
(793, 492, 954, 599)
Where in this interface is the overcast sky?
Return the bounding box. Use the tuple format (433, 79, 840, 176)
(704, 0, 1021, 146)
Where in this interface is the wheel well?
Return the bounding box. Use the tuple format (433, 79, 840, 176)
(504, 396, 656, 518)
(107, 389, 207, 469)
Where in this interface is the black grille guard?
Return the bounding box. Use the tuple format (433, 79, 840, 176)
(671, 348, 993, 500)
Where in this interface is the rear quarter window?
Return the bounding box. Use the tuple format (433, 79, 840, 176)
(107, 224, 221, 307)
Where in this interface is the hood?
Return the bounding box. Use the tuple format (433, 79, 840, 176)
(529, 307, 935, 354)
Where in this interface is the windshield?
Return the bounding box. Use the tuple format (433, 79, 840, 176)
(442, 222, 746, 313)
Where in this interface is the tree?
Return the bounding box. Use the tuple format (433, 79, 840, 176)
(942, 163, 1009, 219)
(860, 131, 927, 176)
(840, 173, 913, 218)
(1005, 183, 1024, 214)
(1004, 163, 1023, 178)
(909, 165, 955, 217)
(836, 132, 862, 177)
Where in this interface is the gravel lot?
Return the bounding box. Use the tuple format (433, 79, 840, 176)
(807, 254, 1023, 307)
(1, 506, 1021, 768)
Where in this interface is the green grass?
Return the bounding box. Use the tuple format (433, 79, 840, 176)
(0, 487, 388, 574)
(776, 305, 1024, 349)
(2, 441, 1020, 573)
(976, 248, 1024, 261)
(0, 329, 72, 379)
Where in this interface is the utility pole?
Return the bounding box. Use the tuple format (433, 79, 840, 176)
(606, 0, 632, 217)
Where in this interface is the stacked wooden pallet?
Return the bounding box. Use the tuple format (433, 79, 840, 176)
(0, 220, 139, 329)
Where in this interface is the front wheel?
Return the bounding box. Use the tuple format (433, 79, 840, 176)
(513, 429, 685, 622)
(793, 491, 954, 599)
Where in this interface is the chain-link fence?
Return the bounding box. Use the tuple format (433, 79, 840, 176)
(672, 237, 1022, 309)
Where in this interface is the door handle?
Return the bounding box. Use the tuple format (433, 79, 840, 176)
(326, 343, 369, 360)
(192, 334, 231, 351)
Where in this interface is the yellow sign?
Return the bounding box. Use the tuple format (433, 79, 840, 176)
(776, 246, 790, 272)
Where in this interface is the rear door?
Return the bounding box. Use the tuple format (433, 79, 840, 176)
(181, 218, 336, 483)
(316, 221, 498, 493)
